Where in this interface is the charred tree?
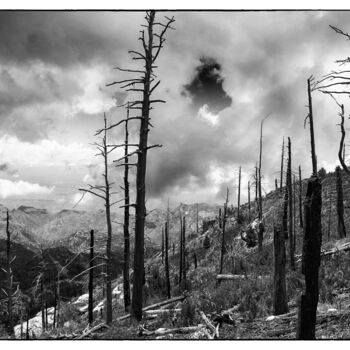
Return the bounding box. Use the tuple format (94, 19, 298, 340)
(248, 181, 251, 218)
(182, 216, 186, 281)
(280, 137, 285, 189)
(275, 179, 278, 190)
(179, 214, 183, 284)
(5, 210, 14, 335)
(299, 166, 303, 228)
(273, 224, 288, 315)
(88, 229, 94, 324)
(328, 191, 333, 241)
(287, 137, 295, 270)
(336, 166, 346, 238)
(165, 221, 171, 299)
(257, 114, 270, 251)
(123, 105, 131, 312)
(297, 78, 322, 340)
(79, 114, 116, 325)
(219, 208, 222, 229)
(193, 252, 197, 269)
(196, 204, 199, 234)
(161, 227, 164, 264)
(237, 166, 241, 222)
(219, 188, 229, 279)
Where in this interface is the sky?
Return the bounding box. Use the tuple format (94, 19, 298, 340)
(1, 10, 350, 212)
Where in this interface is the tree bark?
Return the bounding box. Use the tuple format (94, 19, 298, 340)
(336, 166, 346, 239)
(273, 226, 288, 315)
(179, 214, 183, 284)
(296, 176, 322, 339)
(88, 229, 94, 324)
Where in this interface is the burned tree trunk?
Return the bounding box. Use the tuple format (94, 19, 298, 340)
(237, 166, 241, 222)
(219, 208, 222, 229)
(297, 78, 322, 340)
(179, 215, 183, 284)
(6, 210, 13, 336)
(196, 204, 199, 234)
(280, 137, 284, 189)
(182, 216, 186, 281)
(219, 188, 229, 277)
(273, 225, 288, 315)
(297, 176, 322, 339)
(336, 166, 346, 239)
(275, 179, 278, 190)
(293, 175, 297, 254)
(165, 221, 171, 299)
(287, 137, 295, 270)
(193, 252, 197, 269)
(88, 229, 94, 324)
(299, 166, 303, 228)
(123, 106, 131, 312)
(248, 181, 251, 218)
(328, 191, 332, 241)
(161, 227, 164, 264)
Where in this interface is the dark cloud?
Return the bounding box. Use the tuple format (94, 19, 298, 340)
(182, 57, 232, 113)
(0, 163, 17, 176)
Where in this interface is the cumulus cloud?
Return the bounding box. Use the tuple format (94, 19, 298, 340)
(0, 178, 54, 199)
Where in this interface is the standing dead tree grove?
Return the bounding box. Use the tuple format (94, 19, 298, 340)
(287, 137, 295, 270)
(105, 10, 175, 321)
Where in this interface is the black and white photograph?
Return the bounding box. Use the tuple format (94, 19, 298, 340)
(1, 3, 350, 341)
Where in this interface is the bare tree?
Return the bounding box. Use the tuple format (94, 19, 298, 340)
(182, 216, 187, 282)
(179, 213, 183, 284)
(237, 166, 241, 222)
(247, 181, 251, 218)
(79, 114, 118, 325)
(3, 210, 14, 335)
(257, 114, 270, 251)
(299, 166, 303, 228)
(219, 188, 229, 279)
(165, 206, 171, 298)
(287, 137, 295, 270)
(88, 229, 94, 324)
(280, 137, 285, 189)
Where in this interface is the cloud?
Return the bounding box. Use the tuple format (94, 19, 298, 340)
(197, 104, 219, 126)
(0, 163, 17, 176)
(182, 56, 232, 113)
(0, 178, 54, 199)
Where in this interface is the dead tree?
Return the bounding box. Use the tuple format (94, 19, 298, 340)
(275, 179, 278, 190)
(193, 252, 197, 269)
(161, 227, 164, 264)
(299, 166, 303, 228)
(296, 77, 322, 340)
(122, 105, 131, 312)
(280, 137, 285, 189)
(282, 161, 289, 241)
(237, 166, 241, 222)
(257, 114, 270, 251)
(79, 114, 117, 325)
(196, 204, 199, 234)
(248, 181, 251, 218)
(182, 216, 186, 282)
(4, 210, 14, 335)
(336, 166, 346, 238)
(165, 221, 171, 299)
(219, 188, 229, 278)
(273, 224, 288, 315)
(287, 137, 295, 270)
(218, 208, 222, 229)
(179, 214, 183, 284)
(88, 229, 94, 324)
(328, 191, 333, 241)
(103, 11, 175, 320)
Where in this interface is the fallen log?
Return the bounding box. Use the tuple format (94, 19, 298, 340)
(221, 305, 239, 315)
(139, 325, 204, 337)
(216, 274, 268, 281)
(216, 274, 246, 281)
(77, 323, 109, 339)
(145, 308, 181, 315)
(116, 295, 187, 322)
